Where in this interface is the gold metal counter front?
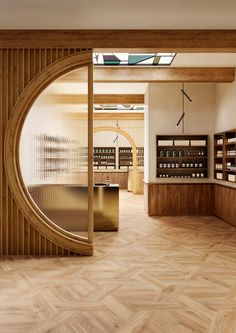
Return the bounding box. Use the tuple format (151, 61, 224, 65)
(28, 184, 119, 232)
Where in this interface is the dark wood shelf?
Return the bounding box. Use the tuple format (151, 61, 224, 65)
(157, 168, 207, 171)
(157, 156, 207, 159)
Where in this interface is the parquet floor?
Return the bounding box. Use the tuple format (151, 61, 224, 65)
(1, 191, 236, 332)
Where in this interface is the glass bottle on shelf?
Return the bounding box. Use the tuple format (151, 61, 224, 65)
(178, 150, 184, 157)
(105, 176, 110, 186)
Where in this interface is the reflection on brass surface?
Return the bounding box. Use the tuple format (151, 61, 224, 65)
(94, 185, 119, 231)
(28, 185, 119, 232)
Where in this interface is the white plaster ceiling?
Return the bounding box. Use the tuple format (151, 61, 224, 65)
(0, 0, 236, 29)
(173, 54, 236, 67)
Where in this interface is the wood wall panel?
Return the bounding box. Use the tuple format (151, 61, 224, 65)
(146, 183, 214, 216)
(94, 172, 128, 189)
(214, 184, 236, 227)
(0, 48, 90, 256)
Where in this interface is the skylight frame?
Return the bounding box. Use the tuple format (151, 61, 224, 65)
(93, 53, 176, 66)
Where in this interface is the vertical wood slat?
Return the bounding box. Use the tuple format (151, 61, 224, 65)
(88, 63, 94, 244)
(0, 49, 2, 256)
(0, 48, 88, 256)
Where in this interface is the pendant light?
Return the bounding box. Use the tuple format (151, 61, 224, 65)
(176, 83, 192, 133)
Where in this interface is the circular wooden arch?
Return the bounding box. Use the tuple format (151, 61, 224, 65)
(94, 127, 138, 194)
(4, 51, 93, 255)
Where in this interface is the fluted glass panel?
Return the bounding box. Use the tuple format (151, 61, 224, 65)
(19, 67, 89, 239)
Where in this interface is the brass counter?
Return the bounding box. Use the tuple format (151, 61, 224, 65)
(28, 184, 119, 232)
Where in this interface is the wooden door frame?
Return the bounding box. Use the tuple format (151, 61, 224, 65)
(4, 51, 94, 255)
(94, 127, 139, 194)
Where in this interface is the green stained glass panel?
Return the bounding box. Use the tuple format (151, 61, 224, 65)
(128, 54, 155, 65)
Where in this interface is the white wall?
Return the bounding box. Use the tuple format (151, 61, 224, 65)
(145, 82, 216, 183)
(93, 119, 144, 148)
(215, 80, 236, 133)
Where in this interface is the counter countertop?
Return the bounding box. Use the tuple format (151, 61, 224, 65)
(28, 184, 120, 188)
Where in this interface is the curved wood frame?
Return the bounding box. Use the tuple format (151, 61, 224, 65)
(4, 51, 93, 255)
(94, 127, 138, 194)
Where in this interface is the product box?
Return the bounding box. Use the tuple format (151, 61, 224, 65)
(228, 174, 236, 182)
(190, 140, 206, 146)
(158, 140, 173, 146)
(216, 172, 223, 180)
(228, 137, 236, 143)
(174, 140, 189, 146)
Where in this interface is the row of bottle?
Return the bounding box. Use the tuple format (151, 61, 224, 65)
(119, 149, 132, 153)
(227, 149, 236, 156)
(159, 149, 205, 158)
(94, 148, 115, 153)
(94, 155, 115, 160)
(94, 160, 115, 165)
(159, 173, 205, 178)
(216, 138, 223, 145)
(159, 162, 204, 169)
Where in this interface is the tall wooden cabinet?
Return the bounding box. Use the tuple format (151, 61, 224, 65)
(214, 129, 236, 183)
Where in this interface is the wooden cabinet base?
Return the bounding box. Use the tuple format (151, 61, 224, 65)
(94, 172, 128, 189)
(214, 184, 236, 227)
(145, 182, 214, 216)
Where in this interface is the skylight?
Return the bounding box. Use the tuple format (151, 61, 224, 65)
(93, 53, 176, 66)
(94, 105, 144, 111)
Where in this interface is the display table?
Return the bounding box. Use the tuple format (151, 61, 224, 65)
(28, 184, 119, 232)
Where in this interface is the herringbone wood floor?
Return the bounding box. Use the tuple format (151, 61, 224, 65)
(1, 191, 236, 332)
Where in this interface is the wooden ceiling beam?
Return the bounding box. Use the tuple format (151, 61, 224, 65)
(59, 67, 235, 83)
(1, 30, 236, 51)
(44, 94, 144, 104)
(93, 112, 144, 120)
(67, 113, 144, 120)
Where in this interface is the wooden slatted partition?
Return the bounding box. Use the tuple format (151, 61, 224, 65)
(0, 48, 92, 256)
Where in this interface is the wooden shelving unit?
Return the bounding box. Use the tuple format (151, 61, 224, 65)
(214, 129, 236, 183)
(93, 147, 116, 170)
(137, 147, 144, 167)
(94, 146, 144, 170)
(119, 147, 133, 170)
(156, 135, 208, 179)
(118, 147, 144, 170)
